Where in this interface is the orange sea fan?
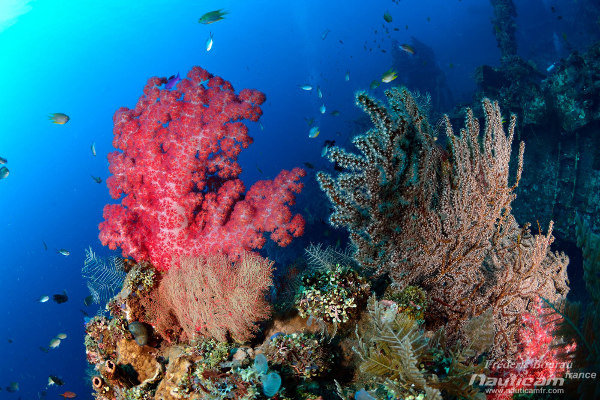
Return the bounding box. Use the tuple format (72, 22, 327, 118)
(160, 252, 274, 342)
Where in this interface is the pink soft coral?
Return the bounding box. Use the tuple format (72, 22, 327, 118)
(486, 299, 576, 399)
(99, 66, 305, 271)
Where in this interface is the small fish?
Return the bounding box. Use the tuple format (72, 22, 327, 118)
(6, 382, 19, 393)
(381, 68, 398, 83)
(320, 104, 326, 114)
(0, 156, 7, 164)
(330, 110, 340, 116)
(317, 86, 323, 98)
(321, 140, 335, 157)
(40, 346, 49, 353)
(53, 291, 68, 304)
(90, 142, 96, 156)
(303, 162, 315, 169)
(399, 43, 416, 55)
(370, 80, 381, 90)
(43, 240, 48, 250)
(0, 166, 9, 179)
(198, 9, 228, 24)
(49, 338, 61, 349)
(56, 333, 67, 340)
(91, 175, 102, 184)
(321, 29, 330, 40)
(206, 32, 214, 51)
(256, 164, 263, 174)
(164, 73, 181, 90)
(7, 338, 12, 343)
(57, 249, 70, 256)
(37, 295, 50, 303)
(309, 126, 320, 138)
(59, 392, 76, 399)
(84, 295, 94, 307)
(547, 63, 556, 72)
(49, 113, 70, 124)
(48, 376, 65, 387)
(345, 71, 350, 81)
(298, 84, 313, 91)
(258, 121, 264, 130)
(427, 16, 431, 22)
(304, 117, 314, 126)
(383, 11, 392, 23)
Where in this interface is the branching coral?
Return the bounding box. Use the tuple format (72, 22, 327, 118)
(186, 339, 232, 370)
(122, 262, 156, 296)
(353, 297, 486, 400)
(295, 264, 370, 331)
(264, 333, 332, 379)
(383, 285, 427, 321)
(318, 87, 569, 357)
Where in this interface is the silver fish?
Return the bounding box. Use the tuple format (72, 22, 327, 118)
(37, 295, 50, 303)
(206, 32, 214, 51)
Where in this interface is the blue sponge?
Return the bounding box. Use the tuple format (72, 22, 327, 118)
(261, 371, 281, 397)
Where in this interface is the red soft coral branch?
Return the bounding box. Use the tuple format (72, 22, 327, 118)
(99, 66, 305, 271)
(486, 299, 576, 399)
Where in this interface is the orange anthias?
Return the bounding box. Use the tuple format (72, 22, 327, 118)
(59, 392, 76, 398)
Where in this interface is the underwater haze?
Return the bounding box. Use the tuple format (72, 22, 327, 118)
(1, 0, 599, 399)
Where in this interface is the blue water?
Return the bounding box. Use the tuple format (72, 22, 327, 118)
(0, 0, 596, 399)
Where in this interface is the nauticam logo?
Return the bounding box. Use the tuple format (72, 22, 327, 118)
(468, 371, 598, 387)
(468, 374, 565, 387)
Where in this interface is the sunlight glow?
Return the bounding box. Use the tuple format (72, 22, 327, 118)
(0, 0, 34, 32)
